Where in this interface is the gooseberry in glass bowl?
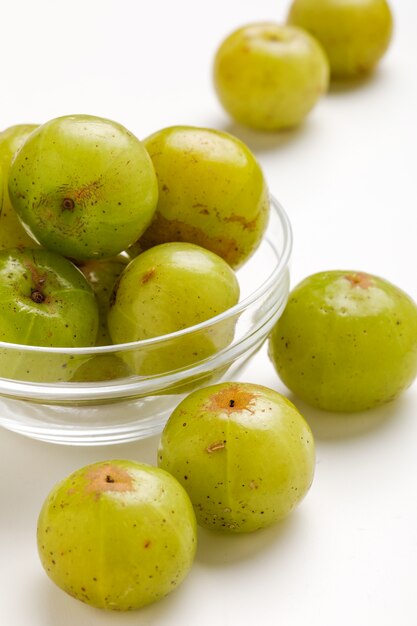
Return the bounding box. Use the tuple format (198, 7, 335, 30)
(0, 196, 291, 445)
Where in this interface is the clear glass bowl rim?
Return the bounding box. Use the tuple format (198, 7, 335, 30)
(0, 194, 292, 356)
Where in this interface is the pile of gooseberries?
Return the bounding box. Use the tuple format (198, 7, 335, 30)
(0, 116, 269, 381)
(2, 0, 417, 616)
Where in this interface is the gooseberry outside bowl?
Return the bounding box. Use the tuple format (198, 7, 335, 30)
(0, 196, 292, 445)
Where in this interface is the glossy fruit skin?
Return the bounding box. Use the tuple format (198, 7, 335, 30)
(0, 248, 99, 381)
(213, 23, 329, 131)
(37, 460, 197, 611)
(0, 124, 39, 250)
(269, 271, 417, 412)
(77, 255, 129, 346)
(70, 353, 132, 383)
(108, 242, 240, 375)
(0, 166, 3, 213)
(287, 0, 393, 79)
(8, 114, 158, 260)
(70, 256, 133, 381)
(158, 382, 315, 533)
(140, 126, 269, 268)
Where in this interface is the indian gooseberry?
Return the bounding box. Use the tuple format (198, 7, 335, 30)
(268, 270, 417, 412)
(0, 124, 39, 250)
(70, 255, 133, 382)
(37, 460, 197, 611)
(77, 255, 129, 346)
(287, 0, 393, 79)
(158, 382, 315, 533)
(107, 242, 240, 375)
(213, 23, 329, 131)
(139, 125, 269, 269)
(8, 114, 158, 260)
(0, 248, 99, 381)
(70, 353, 132, 383)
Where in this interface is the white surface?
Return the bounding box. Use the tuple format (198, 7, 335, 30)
(1, 1, 416, 624)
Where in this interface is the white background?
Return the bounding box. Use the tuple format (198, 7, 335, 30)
(1, 1, 416, 624)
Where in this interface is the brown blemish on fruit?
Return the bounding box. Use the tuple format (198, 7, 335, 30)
(140, 212, 242, 267)
(62, 197, 75, 211)
(345, 272, 373, 289)
(192, 203, 210, 215)
(85, 464, 134, 496)
(109, 276, 122, 307)
(265, 34, 280, 42)
(25, 261, 46, 287)
(141, 267, 156, 284)
(206, 384, 257, 414)
(263, 31, 287, 44)
(206, 441, 226, 453)
(144, 540, 151, 548)
(31, 289, 45, 303)
(34, 193, 88, 236)
(74, 179, 103, 203)
(223, 213, 258, 231)
(57, 179, 103, 212)
(24, 261, 48, 303)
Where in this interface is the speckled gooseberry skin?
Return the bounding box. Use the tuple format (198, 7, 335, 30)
(108, 242, 240, 375)
(0, 166, 3, 212)
(8, 115, 158, 260)
(269, 271, 417, 412)
(140, 126, 269, 269)
(0, 248, 99, 381)
(0, 124, 39, 250)
(37, 460, 197, 611)
(213, 23, 329, 131)
(287, 0, 393, 79)
(0, 248, 98, 347)
(158, 382, 315, 533)
(78, 255, 129, 346)
(69, 255, 132, 381)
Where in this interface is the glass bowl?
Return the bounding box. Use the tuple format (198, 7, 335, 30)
(0, 196, 292, 445)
